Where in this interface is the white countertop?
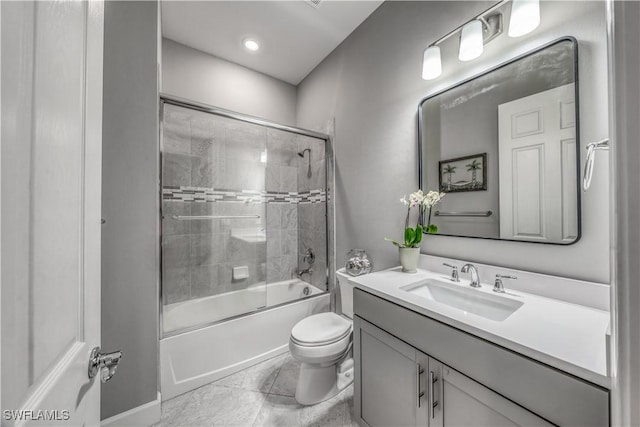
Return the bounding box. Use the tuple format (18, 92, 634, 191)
(350, 267, 611, 389)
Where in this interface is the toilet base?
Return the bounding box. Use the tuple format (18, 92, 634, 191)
(294, 358, 354, 405)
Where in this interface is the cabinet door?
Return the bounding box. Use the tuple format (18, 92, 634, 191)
(356, 318, 428, 427)
(430, 359, 554, 427)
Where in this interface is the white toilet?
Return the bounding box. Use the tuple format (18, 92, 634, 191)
(289, 268, 356, 405)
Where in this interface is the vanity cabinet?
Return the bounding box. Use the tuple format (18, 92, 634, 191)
(358, 318, 430, 426)
(353, 288, 610, 427)
(433, 359, 553, 427)
(356, 318, 551, 427)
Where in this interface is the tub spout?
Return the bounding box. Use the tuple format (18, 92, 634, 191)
(296, 267, 313, 277)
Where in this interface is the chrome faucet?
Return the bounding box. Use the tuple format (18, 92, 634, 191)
(297, 267, 313, 277)
(493, 274, 517, 293)
(461, 264, 481, 288)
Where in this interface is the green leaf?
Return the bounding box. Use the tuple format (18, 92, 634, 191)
(404, 228, 415, 246)
(414, 225, 423, 244)
(427, 224, 439, 234)
(384, 237, 404, 247)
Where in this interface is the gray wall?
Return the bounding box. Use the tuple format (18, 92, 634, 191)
(162, 38, 297, 126)
(101, 1, 159, 419)
(296, 1, 609, 283)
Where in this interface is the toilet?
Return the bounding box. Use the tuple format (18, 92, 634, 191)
(289, 268, 356, 405)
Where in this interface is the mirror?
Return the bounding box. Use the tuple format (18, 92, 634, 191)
(419, 38, 580, 245)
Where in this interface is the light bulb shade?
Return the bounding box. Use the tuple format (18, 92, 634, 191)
(422, 46, 442, 80)
(458, 20, 484, 61)
(508, 0, 540, 37)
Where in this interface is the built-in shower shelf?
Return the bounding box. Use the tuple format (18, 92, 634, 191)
(231, 228, 267, 243)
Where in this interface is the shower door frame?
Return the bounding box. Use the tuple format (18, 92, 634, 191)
(158, 94, 335, 338)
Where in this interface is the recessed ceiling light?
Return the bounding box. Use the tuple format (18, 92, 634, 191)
(243, 38, 260, 52)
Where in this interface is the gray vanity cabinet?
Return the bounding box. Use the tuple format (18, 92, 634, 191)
(353, 288, 610, 427)
(356, 317, 429, 426)
(432, 359, 553, 427)
(355, 317, 551, 427)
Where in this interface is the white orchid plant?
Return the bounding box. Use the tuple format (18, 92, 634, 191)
(385, 190, 445, 248)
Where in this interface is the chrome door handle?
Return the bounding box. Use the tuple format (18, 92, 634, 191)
(416, 364, 425, 408)
(88, 346, 123, 383)
(430, 371, 438, 419)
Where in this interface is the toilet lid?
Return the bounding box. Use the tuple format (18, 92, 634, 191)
(291, 312, 352, 346)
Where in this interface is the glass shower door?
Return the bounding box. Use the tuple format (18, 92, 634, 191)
(161, 102, 267, 335)
(264, 128, 329, 297)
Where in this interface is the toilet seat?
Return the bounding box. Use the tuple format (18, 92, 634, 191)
(290, 312, 352, 347)
(289, 312, 353, 365)
(289, 332, 351, 365)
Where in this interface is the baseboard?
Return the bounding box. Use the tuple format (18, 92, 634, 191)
(101, 392, 161, 427)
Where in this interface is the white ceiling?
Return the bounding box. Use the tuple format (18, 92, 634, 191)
(161, 1, 384, 85)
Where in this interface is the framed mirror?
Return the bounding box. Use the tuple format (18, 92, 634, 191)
(419, 38, 580, 245)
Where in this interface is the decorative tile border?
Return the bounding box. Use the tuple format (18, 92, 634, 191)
(162, 186, 326, 204)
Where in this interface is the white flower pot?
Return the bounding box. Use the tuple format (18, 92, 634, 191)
(399, 247, 420, 273)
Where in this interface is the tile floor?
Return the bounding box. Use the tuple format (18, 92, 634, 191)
(156, 354, 357, 427)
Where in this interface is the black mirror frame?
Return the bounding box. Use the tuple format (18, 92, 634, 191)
(417, 37, 581, 245)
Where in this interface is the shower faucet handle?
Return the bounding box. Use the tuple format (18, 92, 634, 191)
(303, 248, 315, 265)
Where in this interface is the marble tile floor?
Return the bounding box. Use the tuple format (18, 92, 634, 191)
(156, 354, 357, 427)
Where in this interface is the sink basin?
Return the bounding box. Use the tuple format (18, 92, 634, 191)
(401, 279, 523, 321)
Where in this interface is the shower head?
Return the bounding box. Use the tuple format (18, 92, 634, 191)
(298, 148, 312, 178)
(298, 148, 311, 157)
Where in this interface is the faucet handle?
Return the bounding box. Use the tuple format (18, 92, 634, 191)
(303, 248, 316, 265)
(493, 274, 517, 293)
(442, 263, 460, 282)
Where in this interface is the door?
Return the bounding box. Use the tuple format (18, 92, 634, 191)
(356, 319, 428, 427)
(498, 84, 578, 242)
(430, 359, 553, 427)
(1, 1, 104, 425)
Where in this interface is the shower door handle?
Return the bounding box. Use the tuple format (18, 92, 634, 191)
(88, 346, 123, 383)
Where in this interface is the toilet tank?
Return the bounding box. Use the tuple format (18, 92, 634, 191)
(336, 268, 357, 319)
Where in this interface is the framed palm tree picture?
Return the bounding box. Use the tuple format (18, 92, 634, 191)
(438, 153, 487, 193)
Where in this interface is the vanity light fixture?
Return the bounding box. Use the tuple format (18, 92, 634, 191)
(458, 20, 484, 61)
(508, 0, 540, 37)
(421, 0, 540, 80)
(422, 46, 442, 80)
(242, 38, 260, 52)
(421, 9, 503, 80)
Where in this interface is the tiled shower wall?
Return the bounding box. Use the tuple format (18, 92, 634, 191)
(297, 139, 327, 292)
(161, 104, 327, 306)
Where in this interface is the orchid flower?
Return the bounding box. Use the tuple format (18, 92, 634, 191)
(408, 190, 424, 207)
(386, 189, 445, 248)
(423, 191, 445, 208)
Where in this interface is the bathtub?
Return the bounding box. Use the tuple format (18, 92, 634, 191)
(160, 279, 330, 400)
